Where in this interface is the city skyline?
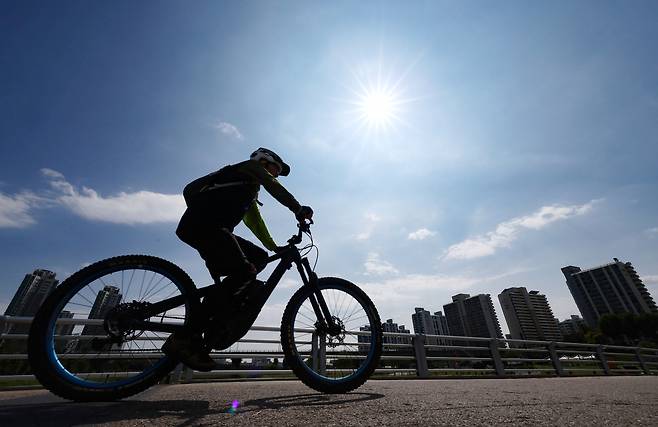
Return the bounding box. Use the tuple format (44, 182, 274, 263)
(3, 257, 656, 339)
(2, 2, 658, 337)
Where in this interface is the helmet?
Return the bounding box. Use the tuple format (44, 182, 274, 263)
(250, 147, 290, 176)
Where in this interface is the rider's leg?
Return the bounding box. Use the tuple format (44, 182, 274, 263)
(164, 225, 247, 371)
(218, 234, 268, 298)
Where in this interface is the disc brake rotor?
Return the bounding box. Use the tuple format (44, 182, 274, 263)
(326, 316, 346, 348)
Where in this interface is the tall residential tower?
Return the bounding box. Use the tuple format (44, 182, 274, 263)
(498, 287, 562, 342)
(443, 294, 503, 343)
(562, 258, 657, 328)
(4, 269, 59, 334)
(411, 307, 450, 345)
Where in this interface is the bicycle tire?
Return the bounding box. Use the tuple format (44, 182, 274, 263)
(28, 255, 199, 402)
(281, 277, 383, 393)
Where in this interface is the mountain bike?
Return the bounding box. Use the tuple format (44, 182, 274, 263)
(28, 221, 383, 401)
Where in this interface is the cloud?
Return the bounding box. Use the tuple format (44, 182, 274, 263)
(360, 269, 526, 304)
(0, 191, 43, 228)
(408, 228, 436, 240)
(443, 200, 599, 260)
(355, 212, 381, 240)
(42, 169, 185, 225)
(642, 275, 658, 285)
(645, 227, 658, 238)
(215, 122, 244, 140)
(364, 252, 399, 276)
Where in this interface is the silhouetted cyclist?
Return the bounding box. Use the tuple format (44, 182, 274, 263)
(162, 148, 313, 370)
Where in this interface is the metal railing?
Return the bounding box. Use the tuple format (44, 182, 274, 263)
(1, 315, 657, 384)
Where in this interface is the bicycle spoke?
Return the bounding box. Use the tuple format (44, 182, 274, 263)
(290, 283, 378, 383)
(45, 261, 187, 390)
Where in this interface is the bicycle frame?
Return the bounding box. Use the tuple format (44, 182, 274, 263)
(130, 225, 338, 335)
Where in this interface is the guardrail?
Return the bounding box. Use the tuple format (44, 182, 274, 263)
(1, 315, 657, 384)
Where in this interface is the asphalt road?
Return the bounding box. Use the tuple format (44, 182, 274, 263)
(1, 377, 657, 426)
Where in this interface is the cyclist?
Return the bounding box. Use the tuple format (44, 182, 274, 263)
(162, 148, 313, 371)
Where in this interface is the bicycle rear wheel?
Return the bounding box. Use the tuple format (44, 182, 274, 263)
(281, 277, 382, 393)
(28, 255, 198, 401)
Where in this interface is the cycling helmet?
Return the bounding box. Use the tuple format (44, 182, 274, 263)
(250, 147, 290, 176)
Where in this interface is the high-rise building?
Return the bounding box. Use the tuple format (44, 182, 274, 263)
(80, 286, 123, 350)
(443, 294, 503, 343)
(411, 307, 450, 345)
(382, 319, 411, 345)
(4, 269, 59, 334)
(558, 315, 586, 338)
(498, 287, 562, 342)
(562, 258, 658, 328)
(5, 269, 59, 317)
(358, 318, 411, 351)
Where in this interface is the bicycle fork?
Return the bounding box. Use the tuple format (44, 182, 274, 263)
(295, 258, 340, 335)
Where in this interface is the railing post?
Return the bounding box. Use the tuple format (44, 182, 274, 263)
(547, 342, 564, 376)
(597, 345, 610, 375)
(635, 348, 649, 375)
(489, 338, 505, 377)
(311, 332, 319, 372)
(412, 334, 429, 378)
(319, 334, 327, 375)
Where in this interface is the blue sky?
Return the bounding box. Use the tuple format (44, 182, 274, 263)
(2, 1, 658, 334)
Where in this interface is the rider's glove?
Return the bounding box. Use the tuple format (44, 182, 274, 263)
(295, 205, 314, 222)
(273, 246, 287, 254)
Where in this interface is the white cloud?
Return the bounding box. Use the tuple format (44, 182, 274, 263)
(364, 252, 399, 276)
(645, 227, 658, 238)
(443, 200, 599, 260)
(0, 191, 43, 228)
(408, 228, 436, 240)
(360, 269, 525, 304)
(642, 275, 658, 285)
(215, 122, 244, 140)
(355, 212, 381, 240)
(42, 169, 185, 225)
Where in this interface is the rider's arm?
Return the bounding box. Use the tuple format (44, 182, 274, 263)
(239, 160, 302, 214)
(242, 200, 278, 251)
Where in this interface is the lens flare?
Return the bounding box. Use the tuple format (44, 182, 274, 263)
(227, 399, 240, 415)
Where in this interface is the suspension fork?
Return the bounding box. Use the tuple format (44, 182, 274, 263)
(295, 257, 337, 332)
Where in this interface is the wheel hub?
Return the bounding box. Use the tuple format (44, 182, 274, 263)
(325, 316, 346, 348)
(104, 301, 151, 341)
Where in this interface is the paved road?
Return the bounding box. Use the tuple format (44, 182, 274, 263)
(1, 377, 657, 426)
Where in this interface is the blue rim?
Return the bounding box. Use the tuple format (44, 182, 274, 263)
(296, 285, 379, 384)
(44, 263, 184, 389)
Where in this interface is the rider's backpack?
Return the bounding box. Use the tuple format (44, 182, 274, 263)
(182, 165, 249, 207)
(182, 170, 221, 206)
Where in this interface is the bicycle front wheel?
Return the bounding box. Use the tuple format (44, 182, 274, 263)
(28, 255, 198, 401)
(281, 277, 382, 393)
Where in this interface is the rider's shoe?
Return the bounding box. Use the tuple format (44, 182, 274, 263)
(162, 332, 217, 372)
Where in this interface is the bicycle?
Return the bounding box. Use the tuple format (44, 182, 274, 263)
(28, 221, 383, 401)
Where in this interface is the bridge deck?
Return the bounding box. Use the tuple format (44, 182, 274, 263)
(1, 377, 657, 426)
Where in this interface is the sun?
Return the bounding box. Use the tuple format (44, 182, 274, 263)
(343, 64, 411, 134)
(354, 85, 402, 131)
(358, 89, 396, 126)
(338, 55, 420, 136)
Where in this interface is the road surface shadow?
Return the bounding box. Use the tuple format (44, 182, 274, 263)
(0, 392, 385, 426)
(239, 391, 386, 413)
(0, 400, 217, 427)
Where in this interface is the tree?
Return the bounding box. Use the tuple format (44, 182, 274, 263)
(599, 313, 658, 345)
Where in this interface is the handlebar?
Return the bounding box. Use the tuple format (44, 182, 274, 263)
(287, 219, 313, 246)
